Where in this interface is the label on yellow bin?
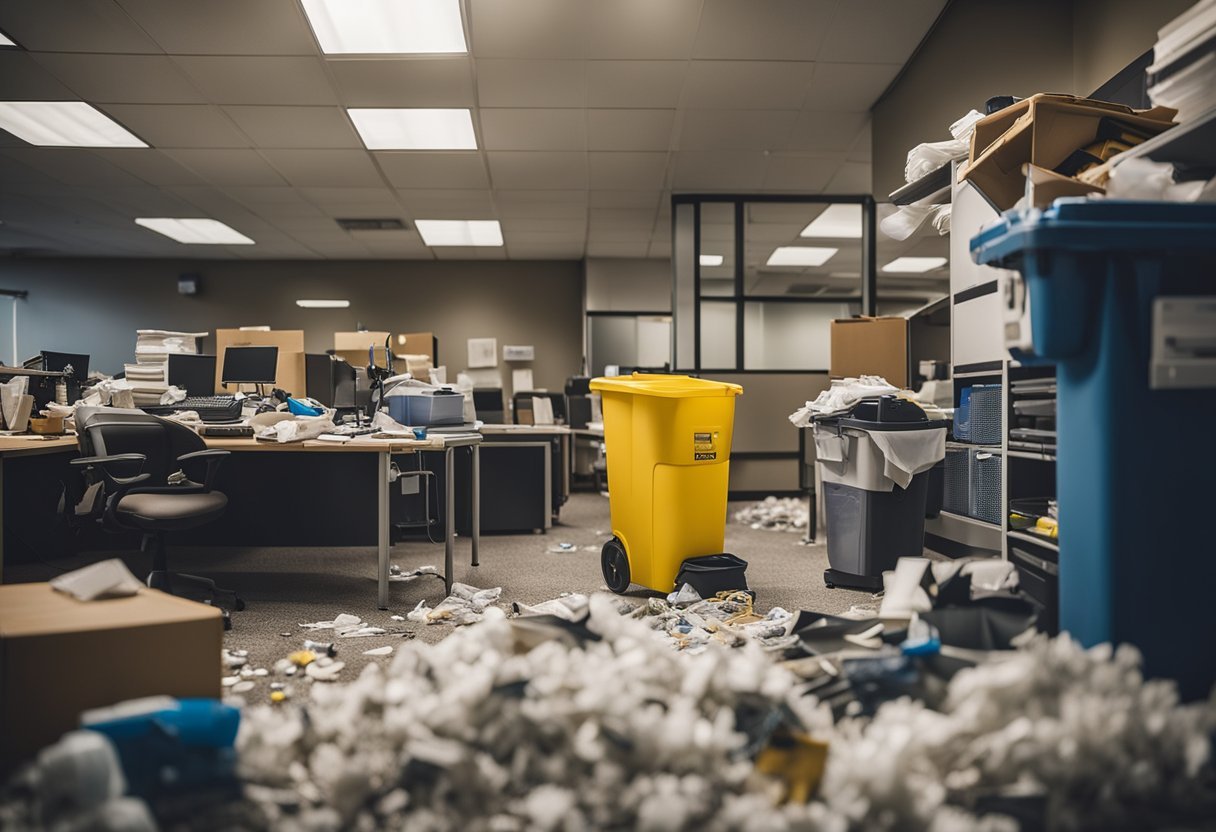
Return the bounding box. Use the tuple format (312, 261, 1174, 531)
(693, 431, 718, 461)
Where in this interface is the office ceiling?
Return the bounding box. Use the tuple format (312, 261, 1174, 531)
(0, 0, 947, 261)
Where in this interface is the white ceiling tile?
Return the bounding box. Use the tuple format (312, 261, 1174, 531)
(432, 245, 506, 260)
(487, 151, 588, 189)
(648, 239, 673, 258)
(677, 110, 797, 151)
(0, 0, 162, 53)
(260, 216, 335, 233)
(480, 109, 587, 151)
(164, 149, 289, 186)
(375, 152, 489, 189)
(223, 187, 314, 206)
(762, 155, 840, 191)
(223, 106, 360, 149)
(174, 57, 337, 106)
(396, 189, 496, 215)
(784, 111, 870, 153)
(589, 190, 661, 208)
(0, 53, 77, 100)
(99, 105, 250, 149)
(261, 149, 384, 188)
(585, 0, 701, 59)
(671, 151, 768, 190)
(4, 148, 149, 187)
(818, 0, 945, 64)
(477, 60, 585, 108)
(33, 54, 206, 104)
(588, 152, 669, 190)
(299, 186, 400, 206)
(470, 0, 585, 58)
(500, 218, 585, 234)
(496, 190, 587, 218)
(587, 109, 674, 151)
(115, 0, 317, 55)
(91, 149, 205, 186)
(693, 0, 836, 60)
(848, 121, 873, 162)
(825, 161, 872, 194)
(327, 58, 475, 108)
(78, 186, 201, 217)
(683, 61, 814, 110)
(313, 201, 404, 219)
(587, 61, 686, 108)
(803, 63, 902, 112)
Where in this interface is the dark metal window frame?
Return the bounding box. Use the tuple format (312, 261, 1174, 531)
(673, 193, 878, 374)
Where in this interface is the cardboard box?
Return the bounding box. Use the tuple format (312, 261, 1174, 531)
(395, 332, 437, 366)
(830, 316, 909, 389)
(961, 94, 1175, 210)
(215, 328, 306, 397)
(0, 584, 223, 776)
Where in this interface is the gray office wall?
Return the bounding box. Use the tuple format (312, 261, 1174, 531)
(1072, 0, 1194, 94)
(0, 258, 584, 390)
(871, 0, 1075, 199)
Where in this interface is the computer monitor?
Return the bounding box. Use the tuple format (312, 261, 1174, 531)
(41, 351, 89, 380)
(167, 354, 216, 396)
(306, 354, 358, 408)
(221, 346, 278, 386)
(473, 388, 505, 423)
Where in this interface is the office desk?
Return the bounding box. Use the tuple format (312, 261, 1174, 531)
(0, 433, 481, 608)
(200, 434, 481, 607)
(477, 424, 569, 520)
(0, 435, 79, 580)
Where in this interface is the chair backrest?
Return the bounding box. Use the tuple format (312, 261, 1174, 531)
(76, 407, 205, 487)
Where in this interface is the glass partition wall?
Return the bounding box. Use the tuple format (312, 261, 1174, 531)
(672, 195, 878, 373)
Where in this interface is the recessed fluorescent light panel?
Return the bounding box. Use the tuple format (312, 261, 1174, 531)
(296, 299, 351, 308)
(135, 218, 254, 245)
(0, 101, 146, 147)
(416, 219, 503, 247)
(699, 254, 724, 267)
(800, 204, 862, 238)
(882, 256, 948, 273)
(348, 108, 476, 150)
(766, 246, 838, 267)
(0, 29, 17, 47)
(302, 0, 467, 54)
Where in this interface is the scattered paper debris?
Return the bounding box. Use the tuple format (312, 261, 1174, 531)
(49, 559, 143, 601)
(733, 496, 809, 533)
(363, 646, 393, 657)
(388, 565, 441, 583)
(406, 583, 503, 626)
(304, 659, 345, 682)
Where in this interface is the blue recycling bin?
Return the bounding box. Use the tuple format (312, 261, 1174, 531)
(972, 199, 1216, 700)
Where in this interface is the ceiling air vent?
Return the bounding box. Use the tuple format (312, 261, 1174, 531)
(336, 218, 408, 232)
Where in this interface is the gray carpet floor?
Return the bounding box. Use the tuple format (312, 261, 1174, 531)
(7, 493, 874, 701)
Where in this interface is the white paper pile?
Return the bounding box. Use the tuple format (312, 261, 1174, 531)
(224, 598, 1216, 831)
(407, 582, 502, 626)
(733, 496, 809, 533)
(788, 376, 899, 425)
(1148, 0, 1216, 121)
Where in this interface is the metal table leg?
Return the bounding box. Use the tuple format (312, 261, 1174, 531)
(377, 451, 390, 609)
(471, 443, 480, 567)
(444, 445, 455, 595)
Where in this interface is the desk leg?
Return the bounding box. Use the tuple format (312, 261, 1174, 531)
(444, 446, 454, 595)
(471, 444, 480, 567)
(377, 452, 390, 610)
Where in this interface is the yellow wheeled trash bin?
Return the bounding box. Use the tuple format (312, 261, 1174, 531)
(589, 373, 743, 594)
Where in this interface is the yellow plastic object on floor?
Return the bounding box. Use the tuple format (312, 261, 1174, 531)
(590, 373, 743, 593)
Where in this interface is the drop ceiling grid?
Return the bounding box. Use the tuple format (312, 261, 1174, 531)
(0, 0, 949, 260)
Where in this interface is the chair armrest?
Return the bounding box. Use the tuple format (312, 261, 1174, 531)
(70, 454, 150, 492)
(177, 448, 230, 491)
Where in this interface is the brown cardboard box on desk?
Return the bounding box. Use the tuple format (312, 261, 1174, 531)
(0, 584, 222, 776)
(830, 316, 908, 388)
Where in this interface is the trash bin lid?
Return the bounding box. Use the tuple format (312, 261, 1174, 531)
(971, 198, 1216, 268)
(590, 373, 742, 398)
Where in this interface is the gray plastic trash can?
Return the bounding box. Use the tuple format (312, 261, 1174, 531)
(813, 396, 947, 591)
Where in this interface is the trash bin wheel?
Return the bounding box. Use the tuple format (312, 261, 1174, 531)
(602, 537, 630, 594)
(823, 569, 835, 590)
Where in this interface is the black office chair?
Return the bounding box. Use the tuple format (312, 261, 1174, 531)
(66, 407, 242, 624)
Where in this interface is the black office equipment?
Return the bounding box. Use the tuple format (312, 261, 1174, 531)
(143, 396, 242, 423)
(512, 391, 566, 425)
(40, 350, 90, 402)
(472, 388, 505, 423)
(68, 407, 242, 625)
(306, 353, 358, 409)
(221, 346, 278, 387)
(167, 354, 217, 397)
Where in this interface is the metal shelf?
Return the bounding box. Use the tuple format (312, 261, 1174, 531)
(1006, 449, 1056, 462)
(1008, 529, 1059, 554)
(954, 368, 1004, 379)
(890, 163, 953, 205)
(939, 510, 1002, 531)
(947, 440, 1002, 453)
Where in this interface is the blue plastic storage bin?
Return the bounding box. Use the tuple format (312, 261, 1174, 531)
(954, 384, 1001, 444)
(972, 198, 1216, 699)
(386, 390, 464, 426)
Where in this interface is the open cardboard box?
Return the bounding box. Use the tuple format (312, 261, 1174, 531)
(961, 94, 1176, 210)
(830, 316, 909, 389)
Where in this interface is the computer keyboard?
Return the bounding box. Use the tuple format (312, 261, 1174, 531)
(198, 423, 254, 437)
(145, 395, 242, 423)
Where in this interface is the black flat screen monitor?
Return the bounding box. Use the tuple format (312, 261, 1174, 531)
(167, 354, 216, 396)
(222, 346, 278, 385)
(41, 350, 89, 380)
